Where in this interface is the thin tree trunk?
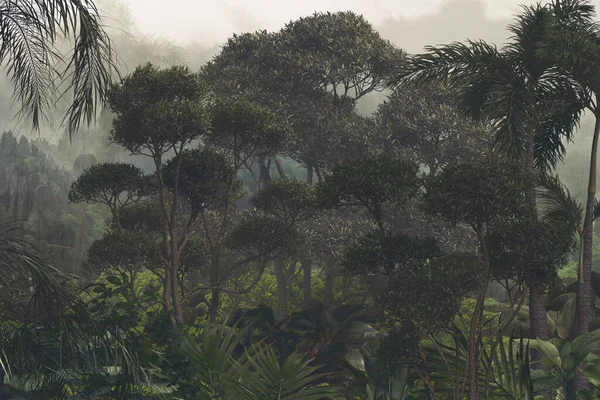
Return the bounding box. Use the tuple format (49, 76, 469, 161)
(209, 250, 220, 321)
(469, 229, 491, 400)
(274, 258, 288, 321)
(163, 268, 172, 315)
(302, 258, 312, 310)
(170, 262, 183, 323)
(274, 157, 288, 180)
(302, 165, 314, 310)
(259, 158, 271, 189)
(323, 258, 335, 315)
(575, 114, 600, 337)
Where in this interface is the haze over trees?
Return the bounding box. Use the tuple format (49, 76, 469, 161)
(5, 0, 600, 399)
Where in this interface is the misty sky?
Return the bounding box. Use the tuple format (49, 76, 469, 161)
(125, 0, 600, 46)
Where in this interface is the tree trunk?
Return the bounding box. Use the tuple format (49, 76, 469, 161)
(274, 258, 288, 321)
(525, 132, 550, 340)
(209, 250, 220, 321)
(524, 131, 552, 400)
(163, 268, 172, 315)
(170, 262, 183, 323)
(323, 258, 335, 315)
(302, 258, 312, 310)
(470, 229, 490, 400)
(575, 115, 600, 338)
(259, 158, 271, 189)
(302, 164, 314, 310)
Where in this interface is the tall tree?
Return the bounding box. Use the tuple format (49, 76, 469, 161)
(107, 64, 211, 323)
(396, 2, 583, 348)
(537, 0, 600, 342)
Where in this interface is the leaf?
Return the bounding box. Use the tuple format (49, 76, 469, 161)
(106, 276, 122, 286)
(344, 348, 366, 372)
(582, 364, 600, 387)
(572, 330, 600, 365)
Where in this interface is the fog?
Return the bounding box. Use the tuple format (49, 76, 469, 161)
(125, 0, 530, 48)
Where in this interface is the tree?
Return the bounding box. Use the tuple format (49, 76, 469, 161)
(396, 1, 584, 353)
(0, 0, 115, 133)
(249, 179, 319, 320)
(108, 63, 211, 323)
(317, 154, 420, 232)
(68, 162, 155, 229)
(536, 0, 600, 343)
(423, 158, 531, 399)
(374, 83, 492, 174)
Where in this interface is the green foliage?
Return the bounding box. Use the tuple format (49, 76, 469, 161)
(226, 213, 303, 260)
(163, 148, 240, 212)
(68, 162, 155, 214)
(423, 158, 530, 229)
(0, 0, 116, 133)
(280, 11, 404, 98)
(108, 63, 210, 155)
(228, 344, 340, 400)
(118, 200, 163, 233)
(374, 83, 491, 173)
(342, 232, 441, 277)
(209, 96, 289, 161)
(252, 179, 319, 226)
(318, 154, 420, 228)
(86, 230, 160, 274)
(487, 219, 577, 285)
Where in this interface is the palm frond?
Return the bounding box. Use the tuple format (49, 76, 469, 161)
(228, 344, 341, 400)
(536, 172, 583, 230)
(0, 223, 145, 398)
(0, 0, 116, 135)
(396, 40, 503, 89)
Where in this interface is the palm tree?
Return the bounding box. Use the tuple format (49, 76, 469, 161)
(394, 3, 587, 399)
(536, 0, 600, 343)
(0, 222, 149, 397)
(395, 1, 582, 343)
(0, 0, 115, 134)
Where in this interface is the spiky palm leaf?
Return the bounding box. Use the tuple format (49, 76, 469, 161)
(179, 323, 244, 398)
(536, 172, 583, 231)
(0, 223, 145, 398)
(0, 0, 116, 134)
(227, 344, 341, 400)
(396, 3, 583, 169)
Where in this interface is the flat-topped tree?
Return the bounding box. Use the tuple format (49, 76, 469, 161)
(68, 162, 155, 229)
(203, 13, 403, 183)
(108, 63, 210, 161)
(107, 63, 211, 323)
(280, 11, 405, 104)
(317, 154, 420, 232)
(208, 97, 288, 170)
(374, 84, 492, 175)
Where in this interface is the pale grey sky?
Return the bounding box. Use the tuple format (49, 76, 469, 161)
(121, 0, 546, 45)
(120, 0, 600, 57)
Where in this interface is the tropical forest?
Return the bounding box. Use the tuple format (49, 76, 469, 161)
(5, 0, 600, 399)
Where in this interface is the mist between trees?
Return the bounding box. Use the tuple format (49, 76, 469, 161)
(3, 0, 600, 399)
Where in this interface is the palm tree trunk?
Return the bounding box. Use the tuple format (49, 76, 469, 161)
(525, 131, 552, 400)
(525, 132, 550, 341)
(575, 115, 600, 337)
